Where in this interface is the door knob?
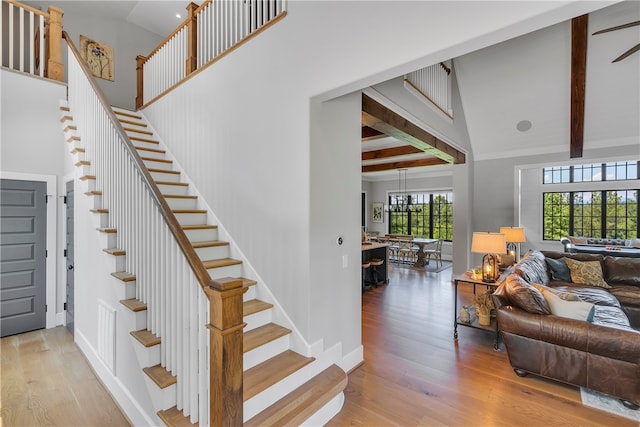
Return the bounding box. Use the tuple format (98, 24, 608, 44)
(68, 265, 74, 270)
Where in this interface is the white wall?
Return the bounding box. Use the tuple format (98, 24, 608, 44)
(142, 0, 613, 363)
(1, 69, 71, 319)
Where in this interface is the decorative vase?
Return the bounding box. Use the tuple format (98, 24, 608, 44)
(478, 312, 491, 326)
(459, 306, 471, 323)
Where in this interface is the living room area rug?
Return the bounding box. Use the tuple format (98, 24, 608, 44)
(580, 388, 640, 422)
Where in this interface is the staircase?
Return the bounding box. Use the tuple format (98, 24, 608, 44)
(60, 103, 346, 426)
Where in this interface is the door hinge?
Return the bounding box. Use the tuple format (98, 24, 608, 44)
(45, 304, 48, 312)
(64, 249, 68, 257)
(45, 250, 48, 258)
(63, 196, 67, 204)
(64, 302, 67, 310)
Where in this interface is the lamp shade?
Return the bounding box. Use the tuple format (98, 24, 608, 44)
(471, 232, 507, 254)
(499, 226, 526, 243)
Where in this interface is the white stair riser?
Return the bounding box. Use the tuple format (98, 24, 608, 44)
(206, 264, 242, 280)
(135, 148, 165, 160)
(88, 195, 102, 210)
(150, 171, 180, 183)
(122, 304, 147, 331)
(64, 129, 78, 139)
(165, 197, 198, 211)
(130, 336, 160, 368)
(195, 245, 229, 261)
(76, 165, 91, 176)
(111, 278, 136, 300)
(131, 140, 161, 150)
(104, 253, 126, 273)
(68, 139, 83, 150)
(183, 227, 217, 242)
(97, 231, 116, 249)
(243, 334, 290, 371)
(243, 308, 272, 332)
(142, 158, 173, 170)
(72, 151, 86, 162)
(142, 377, 176, 412)
(91, 211, 109, 228)
(175, 212, 207, 226)
(122, 121, 149, 132)
(157, 183, 189, 196)
(243, 285, 256, 301)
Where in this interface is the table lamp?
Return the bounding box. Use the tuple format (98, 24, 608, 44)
(499, 226, 526, 261)
(471, 232, 507, 283)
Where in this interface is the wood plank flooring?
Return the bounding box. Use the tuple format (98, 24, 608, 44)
(0, 326, 130, 426)
(1, 266, 634, 426)
(327, 264, 635, 426)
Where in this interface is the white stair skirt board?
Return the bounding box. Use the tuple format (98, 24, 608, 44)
(300, 392, 345, 427)
(580, 388, 640, 422)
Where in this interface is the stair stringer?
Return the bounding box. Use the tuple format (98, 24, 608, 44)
(130, 109, 346, 423)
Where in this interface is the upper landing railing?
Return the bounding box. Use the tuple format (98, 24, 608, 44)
(136, 0, 287, 109)
(1, 0, 64, 81)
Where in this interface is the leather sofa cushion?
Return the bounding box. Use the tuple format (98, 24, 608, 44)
(503, 275, 551, 315)
(542, 251, 604, 264)
(609, 285, 640, 309)
(514, 251, 549, 285)
(604, 257, 640, 286)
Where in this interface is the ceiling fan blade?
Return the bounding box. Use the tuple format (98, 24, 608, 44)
(593, 20, 640, 35)
(612, 42, 640, 63)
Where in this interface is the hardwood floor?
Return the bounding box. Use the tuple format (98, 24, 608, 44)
(1, 267, 634, 426)
(327, 264, 635, 426)
(0, 326, 130, 426)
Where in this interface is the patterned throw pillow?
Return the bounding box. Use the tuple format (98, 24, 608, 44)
(530, 283, 582, 301)
(564, 258, 611, 289)
(568, 236, 588, 244)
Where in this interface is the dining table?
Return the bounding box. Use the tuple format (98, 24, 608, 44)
(371, 236, 439, 268)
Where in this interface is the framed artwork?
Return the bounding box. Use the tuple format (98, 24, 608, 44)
(372, 202, 383, 223)
(80, 35, 114, 81)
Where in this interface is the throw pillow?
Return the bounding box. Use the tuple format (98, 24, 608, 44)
(564, 258, 611, 289)
(568, 236, 588, 244)
(503, 275, 551, 315)
(541, 288, 595, 322)
(513, 251, 550, 285)
(530, 283, 582, 301)
(628, 238, 640, 248)
(545, 257, 572, 282)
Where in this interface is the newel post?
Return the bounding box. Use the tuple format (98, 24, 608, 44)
(185, 2, 199, 75)
(136, 55, 146, 109)
(205, 277, 245, 426)
(45, 6, 64, 81)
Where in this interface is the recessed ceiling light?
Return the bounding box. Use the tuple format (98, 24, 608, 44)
(176, 13, 181, 19)
(516, 120, 532, 132)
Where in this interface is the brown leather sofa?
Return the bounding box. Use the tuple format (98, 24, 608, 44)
(492, 250, 640, 410)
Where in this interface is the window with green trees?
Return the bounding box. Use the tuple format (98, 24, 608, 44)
(543, 190, 638, 240)
(388, 192, 453, 240)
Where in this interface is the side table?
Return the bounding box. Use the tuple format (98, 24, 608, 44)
(453, 274, 500, 350)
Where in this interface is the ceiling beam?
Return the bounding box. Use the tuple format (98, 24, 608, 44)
(362, 145, 423, 161)
(361, 126, 385, 141)
(362, 158, 448, 173)
(570, 14, 588, 159)
(362, 94, 465, 164)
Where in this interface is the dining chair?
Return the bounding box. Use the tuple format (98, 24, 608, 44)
(424, 239, 443, 267)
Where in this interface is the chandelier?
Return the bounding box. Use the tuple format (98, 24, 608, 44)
(386, 169, 422, 212)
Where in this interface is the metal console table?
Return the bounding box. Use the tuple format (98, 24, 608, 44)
(453, 274, 500, 350)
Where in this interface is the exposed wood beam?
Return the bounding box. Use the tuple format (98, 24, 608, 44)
(361, 126, 385, 141)
(362, 158, 448, 173)
(362, 146, 423, 161)
(362, 94, 465, 164)
(571, 15, 588, 159)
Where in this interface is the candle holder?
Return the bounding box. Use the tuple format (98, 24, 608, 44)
(471, 232, 507, 283)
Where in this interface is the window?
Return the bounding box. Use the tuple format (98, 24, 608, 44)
(543, 161, 639, 184)
(543, 190, 638, 240)
(388, 192, 453, 240)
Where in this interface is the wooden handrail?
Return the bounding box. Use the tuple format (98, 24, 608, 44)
(5, 0, 48, 17)
(63, 31, 219, 291)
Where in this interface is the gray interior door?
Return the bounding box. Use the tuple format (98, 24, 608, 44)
(1, 179, 47, 337)
(65, 180, 75, 334)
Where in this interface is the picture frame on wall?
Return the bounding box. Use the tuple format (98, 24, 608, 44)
(372, 202, 383, 223)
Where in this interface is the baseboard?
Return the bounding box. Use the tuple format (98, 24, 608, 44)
(75, 328, 157, 426)
(339, 345, 363, 373)
(55, 311, 66, 326)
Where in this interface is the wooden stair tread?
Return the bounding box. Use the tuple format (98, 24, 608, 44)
(103, 248, 125, 256)
(80, 175, 96, 181)
(163, 194, 196, 199)
(243, 350, 314, 402)
(142, 156, 172, 164)
(74, 160, 90, 167)
(111, 271, 135, 282)
(182, 224, 217, 230)
(124, 127, 154, 136)
(192, 240, 228, 248)
(119, 118, 147, 127)
(67, 136, 80, 142)
(130, 136, 158, 144)
(63, 124, 76, 130)
(243, 299, 273, 317)
(157, 406, 196, 427)
(85, 190, 102, 196)
(173, 209, 206, 214)
(135, 146, 165, 154)
(245, 364, 347, 427)
(59, 106, 70, 112)
(157, 181, 187, 187)
(97, 227, 117, 233)
(148, 168, 180, 175)
(243, 323, 291, 353)
(131, 329, 160, 347)
(60, 115, 73, 122)
(143, 364, 176, 389)
(120, 298, 147, 312)
(202, 258, 242, 269)
(114, 110, 142, 120)
(240, 277, 258, 287)
(90, 208, 108, 213)
(71, 147, 85, 154)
